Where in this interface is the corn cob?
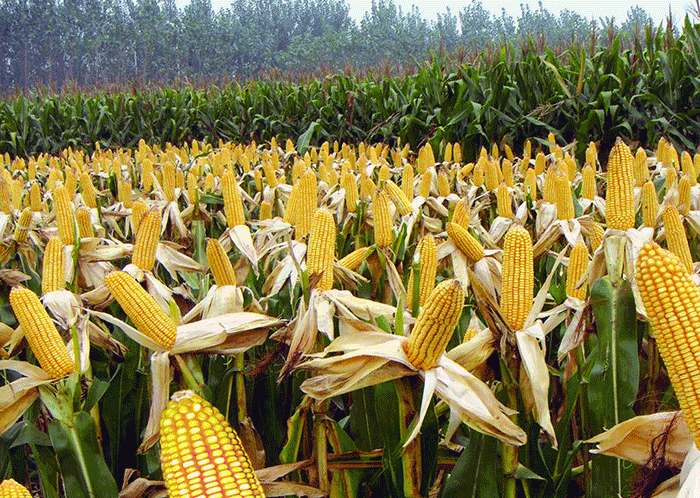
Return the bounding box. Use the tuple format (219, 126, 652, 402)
(307, 209, 336, 291)
(403, 279, 465, 370)
(636, 243, 700, 448)
(451, 199, 471, 228)
(141, 159, 154, 191)
(160, 390, 265, 498)
(641, 181, 659, 228)
(606, 138, 635, 231)
(555, 174, 575, 221)
(53, 185, 76, 246)
(384, 180, 413, 215)
(663, 205, 693, 273)
(206, 238, 237, 287)
(378, 163, 390, 184)
(416, 234, 438, 308)
(524, 168, 537, 201)
(438, 171, 451, 197)
(131, 200, 147, 236)
(118, 179, 133, 208)
(501, 226, 533, 331)
(418, 170, 432, 198)
(453, 142, 462, 163)
(581, 164, 596, 200)
(295, 171, 317, 240)
(337, 247, 368, 271)
(473, 162, 484, 188)
(634, 148, 649, 186)
(496, 183, 513, 218)
(444, 143, 453, 163)
(564, 154, 577, 182)
(0, 479, 32, 497)
(284, 180, 301, 224)
(186, 172, 198, 204)
(75, 207, 94, 239)
(162, 162, 176, 202)
(586, 142, 598, 167)
(47, 169, 59, 191)
(535, 152, 546, 175)
(342, 172, 358, 213)
(462, 327, 479, 344)
(566, 243, 589, 300)
(10, 287, 74, 378)
(29, 182, 42, 212)
(64, 170, 77, 199)
(446, 222, 484, 262)
(491, 142, 500, 159)
(502, 159, 514, 187)
(401, 163, 414, 200)
(13, 207, 32, 243)
(589, 221, 605, 252)
(105, 271, 177, 349)
(543, 168, 556, 204)
(259, 200, 272, 221)
(42, 237, 65, 294)
(132, 210, 161, 272)
(222, 170, 246, 228)
(204, 173, 214, 192)
(263, 160, 278, 188)
(679, 175, 691, 215)
(682, 151, 697, 186)
(373, 190, 393, 248)
(484, 160, 499, 192)
(11, 179, 21, 211)
(666, 167, 677, 193)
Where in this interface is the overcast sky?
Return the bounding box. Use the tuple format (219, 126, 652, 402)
(194, 0, 695, 26)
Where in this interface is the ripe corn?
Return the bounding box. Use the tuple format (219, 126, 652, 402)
(564, 154, 577, 183)
(295, 171, 318, 240)
(306, 209, 336, 291)
(160, 390, 265, 498)
(636, 243, 700, 448)
(535, 152, 546, 175)
(13, 207, 32, 243)
(384, 180, 413, 215)
(501, 226, 533, 331)
(76, 208, 94, 238)
(403, 279, 465, 370)
(586, 142, 598, 167)
(372, 190, 393, 248)
(10, 287, 74, 378)
(462, 327, 479, 344)
(163, 162, 176, 202)
(502, 159, 514, 187)
(524, 168, 537, 201)
(453, 143, 462, 163)
(204, 173, 214, 192)
(663, 205, 693, 273)
(589, 221, 605, 252)
(566, 243, 589, 300)
(222, 170, 246, 228)
(682, 150, 697, 186)
(64, 170, 77, 199)
(42, 237, 65, 294)
(634, 148, 650, 186)
(206, 239, 237, 287)
(186, 172, 198, 203)
(118, 179, 133, 208)
(415, 234, 438, 308)
(284, 180, 301, 224)
(496, 183, 513, 218)
(142, 159, 154, 191)
(342, 172, 359, 213)
(53, 186, 76, 246)
(504, 144, 514, 162)
(473, 161, 484, 188)
(438, 171, 451, 197)
(418, 170, 432, 198)
(606, 138, 635, 231)
(679, 175, 691, 215)
(29, 182, 42, 212)
(444, 143, 453, 163)
(543, 168, 556, 204)
(337, 247, 368, 271)
(484, 160, 499, 192)
(581, 164, 596, 200)
(451, 199, 471, 228)
(666, 167, 677, 193)
(11, 179, 22, 211)
(263, 161, 278, 189)
(131, 200, 147, 235)
(0, 479, 32, 497)
(105, 271, 177, 349)
(641, 181, 659, 228)
(259, 200, 272, 220)
(555, 174, 575, 221)
(446, 222, 484, 262)
(132, 210, 161, 272)
(378, 163, 390, 184)
(401, 163, 414, 200)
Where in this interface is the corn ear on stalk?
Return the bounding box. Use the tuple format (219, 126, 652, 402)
(10, 287, 74, 378)
(415, 234, 438, 308)
(222, 170, 246, 228)
(29, 182, 42, 212)
(160, 390, 265, 498)
(524, 168, 537, 201)
(496, 184, 513, 218)
(337, 247, 368, 271)
(401, 163, 414, 200)
(451, 199, 471, 228)
(418, 170, 432, 198)
(484, 160, 499, 192)
(501, 226, 533, 331)
(307, 209, 336, 291)
(403, 279, 465, 370)
(13, 207, 32, 243)
(555, 174, 575, 221)
(0, 479, 32, 498)
(162, 162, 176, 202)
(462, 327, 479, 344)
(679, 175, 691, 215)
(663, 205, 693, 273)
(132, 210, 161, 272)
(589, 221, 605, 252)
(543, 168, 556, 204)
(372, 190, 393, 248)
(259, 200, 272, 220)
(42, 237, 65, 294)
(131, 200, 147, 236)
(606, 138, 635, 231)
(566, 243, 589, 300)
(105, 271, 177, 349)
(446, 222, 484, 262)
(438, 171, 451, 197)
(53, 185, 76, 246)
(634, 148, 649, 186)
(641, 181, 659, 228)
(581, 164, 596, 200)
(206, 239, 237, 287)
(295, 171, 317, 240)
(385, 180, 413, 215)
(502, 159, 514, 187)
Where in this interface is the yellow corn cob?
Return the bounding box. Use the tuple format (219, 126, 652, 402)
(496, 183, 513, 218)
(451, 198, 471, 228)
(337, 247, 368, 271)
(10, 287, 74, 378)
(222, 170, 246, 228)
(118, 179, 133, 208)
(175, 169, 185, 191)
(263, 160, 278, 188)
(504, 144, 514, 162)
(453, 142, 462, 163)
(373, 190, 393, 248)
(543, 167, 556, 204)
(401, 163, 414, 200)
(634, 148, 650, 186)
(581, 164, 596, 200)
(667, 143, 680, 168)
(259, 200, 272, 220)
(11, 179, 22, 211)
(681, 151, 697, 186)
(295, 171, 317, 240)
(491, 142, 499, 158)
(141, 159, 154, 191)
(606, 138, 635, 231)
(438, 171, 451, 197)
(13, 207, 32, 243)
(502, 159, 514, 187)
(76, 207, 94, 238)
(565, 154, 577, 182)
(473, 161, 484, 188)
(53, 185, 76, 246)
(586, 142, 598, 167)
(328, 167, 339, 187)
(521, 140, 532, 174)
(462, 327, 479, 344)
(484, 160, 499, 192)
(446, 222, 484, 262)
(307, 209, 336, 291)
(206, 238, 237, 286)
(384, 180, 413, 215)
(160, 390, 265, 498)
(78, 172, 96, 209)
(29, 182, 42, 212)
(535, 152, 546, 175)
(636, 243, 700, 448)
(64, 170, 77, 199)
(0, 479, 32, 497)
(185, 172, 197, 204)
(524, 168, 537, 201)
(105, 271, 177, 349)
(418, 170, 432, 198)
(204, 173, 214, 192)
(444, 143, 453, 163)
(555, 174, 575, 221)
(459, 163, 474, 180)
(162, 162, 176, 202)
(132, 209, 161, 272)
(501, 226, 533, 331)
(566, 243, 589, 300)
(131, 200, 147, 235)
(641, 181, 659, 228)
(666, 167, 677, 193)
(42, 237, 65, 294)
(403, 279, 465, 370)
(589, 221, 605, 252)
(252, 168, 263, 193)
(342, 172, 358, 213)
(663, 205, 693, 273)
(695, 153, 700, 178)
(284, 179, 301, 224)
(679, 175, 691, 215)
(47, 168, 59, 191)
(378, 163, 390, 184)
(416, 234, 438, 308)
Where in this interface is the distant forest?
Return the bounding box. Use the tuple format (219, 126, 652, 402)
(0, 0, 673, 91)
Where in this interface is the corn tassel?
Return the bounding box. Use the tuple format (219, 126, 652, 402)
(132, 210, 161, 272)
(160, 390, 265, 498)
(663, 205, 693, 273)
(105, 271, 177, 349)
(566, 243, 589, 300)
(10, 287, 74, 378)
(446, 222, 484, 262)
(606, 138, 635, 230)
(403, 279, 465, 370)
(206, 238, 237, 287)
(307, 209, 336, 291)
(501, 226, 533, 331)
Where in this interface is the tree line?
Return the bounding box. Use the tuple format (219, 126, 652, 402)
(0, 0, 661, 92)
